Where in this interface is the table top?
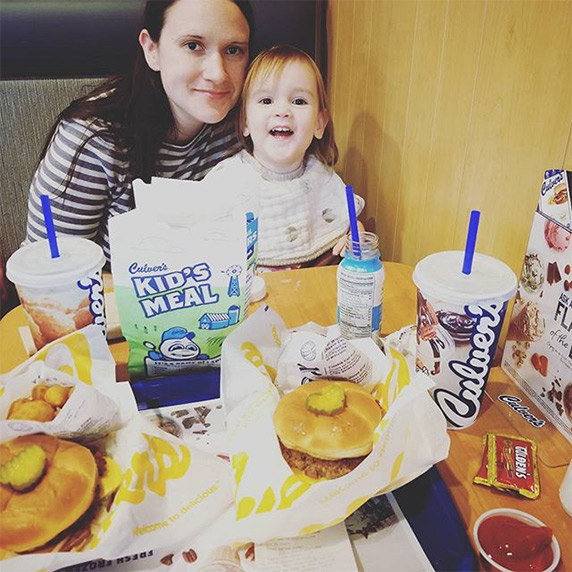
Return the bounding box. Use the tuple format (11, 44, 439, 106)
(256, 265, 571, 572)
(1, 262, 570, 571)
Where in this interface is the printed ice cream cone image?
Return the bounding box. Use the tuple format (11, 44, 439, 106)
(507, 301, 545, 342)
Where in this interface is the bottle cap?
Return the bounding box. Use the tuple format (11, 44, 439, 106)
(251, 275, 266, 302)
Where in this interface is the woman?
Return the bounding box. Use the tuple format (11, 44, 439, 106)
(25, 0, 253, 263)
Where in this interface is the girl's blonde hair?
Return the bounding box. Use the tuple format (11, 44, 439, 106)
(238, 45, 339, 166)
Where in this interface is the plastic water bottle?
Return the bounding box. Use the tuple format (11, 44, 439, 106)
(337, 232, 385, 339)
(244, 211, 258, 308)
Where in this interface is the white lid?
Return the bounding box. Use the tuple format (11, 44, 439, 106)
(7, 237, 105, 288)
(250, 275, 267, 302)
(412, 250, 517, 305)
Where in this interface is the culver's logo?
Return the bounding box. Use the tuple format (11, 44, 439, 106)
(77, 271, 106, 329)
(498, 394, 545, 427)
(540, 170, 564, 196)
(433, 302, 507, 428)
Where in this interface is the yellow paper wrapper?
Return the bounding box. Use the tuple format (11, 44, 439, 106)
(221, 306, 450, 544)
(0, 325, 131, 441)
(0, 327, 235, 571)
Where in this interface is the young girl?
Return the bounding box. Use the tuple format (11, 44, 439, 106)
(204, 44, 364, 270)
(24, 0, 252, 264)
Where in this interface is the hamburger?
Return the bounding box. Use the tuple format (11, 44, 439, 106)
(273, 380, 384, 480)
(0, 434, 122, 557)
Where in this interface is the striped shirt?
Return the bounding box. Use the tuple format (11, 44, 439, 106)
(26, 116, 241, 263)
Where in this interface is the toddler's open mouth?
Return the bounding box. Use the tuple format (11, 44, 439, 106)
(270, 127, 293, 137)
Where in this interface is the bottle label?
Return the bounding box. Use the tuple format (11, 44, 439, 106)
(244, 212, 258, 310)
(337, 264, 384, 338)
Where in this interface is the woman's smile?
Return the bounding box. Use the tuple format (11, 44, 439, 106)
(195, 88, 231, 99)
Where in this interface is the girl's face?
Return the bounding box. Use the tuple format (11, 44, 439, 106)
(243, 60, 327, 173)
(140, 0, 249, 141)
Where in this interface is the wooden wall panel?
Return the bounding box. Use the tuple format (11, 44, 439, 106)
(421, 0, 487, 258)
(453, 0, 572, 269)
(337, 1, 374, 186)
(327, 0, 572, 280)
(359, 0, 417, 260)
(394, 0, 448, 263)
(355, 0, 389, 229)
(328, 0, 353, 154)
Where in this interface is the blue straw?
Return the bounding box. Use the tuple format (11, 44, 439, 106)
(345, 186, 362, 258)
(462, 210, 480, 275)
(40, 194, 60, 259)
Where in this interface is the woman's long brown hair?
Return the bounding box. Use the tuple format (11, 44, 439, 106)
(38, 0, 254, 190)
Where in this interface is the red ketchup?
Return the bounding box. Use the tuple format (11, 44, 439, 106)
(478, 515, 554, 571)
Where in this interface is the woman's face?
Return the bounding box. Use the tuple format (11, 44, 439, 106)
(140, 0, 249, 141)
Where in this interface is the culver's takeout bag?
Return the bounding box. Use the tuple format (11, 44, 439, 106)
(220, 306, 450, 543)
(0, 325, 128, 441)
(109, 178, 249, 379)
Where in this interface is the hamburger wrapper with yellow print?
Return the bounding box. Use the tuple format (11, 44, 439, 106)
(0, 329, 234, 571)
(0, 325, 129, 441)
(221, 306, 450, 543)
(0, 324, 115, 388)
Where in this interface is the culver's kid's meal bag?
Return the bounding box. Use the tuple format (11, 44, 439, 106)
(109, 178, 248, 379)
(145, 176, 259, 308)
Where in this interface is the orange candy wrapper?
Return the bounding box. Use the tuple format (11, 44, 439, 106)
(474, 433, 540, 499)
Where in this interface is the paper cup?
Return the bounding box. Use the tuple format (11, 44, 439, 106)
(6, 237, 106, 350)
(413, 251, 517, 429)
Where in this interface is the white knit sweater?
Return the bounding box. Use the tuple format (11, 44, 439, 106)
(204, 150, 364, 267)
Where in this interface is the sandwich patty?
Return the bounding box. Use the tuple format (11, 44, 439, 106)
(279, 441, 366, 480)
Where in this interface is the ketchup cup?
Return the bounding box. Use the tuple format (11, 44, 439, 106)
(473, 508, 560, 572)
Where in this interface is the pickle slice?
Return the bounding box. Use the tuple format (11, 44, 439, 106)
(0, 444, 47, 492)
(306, 384, 346, 415)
